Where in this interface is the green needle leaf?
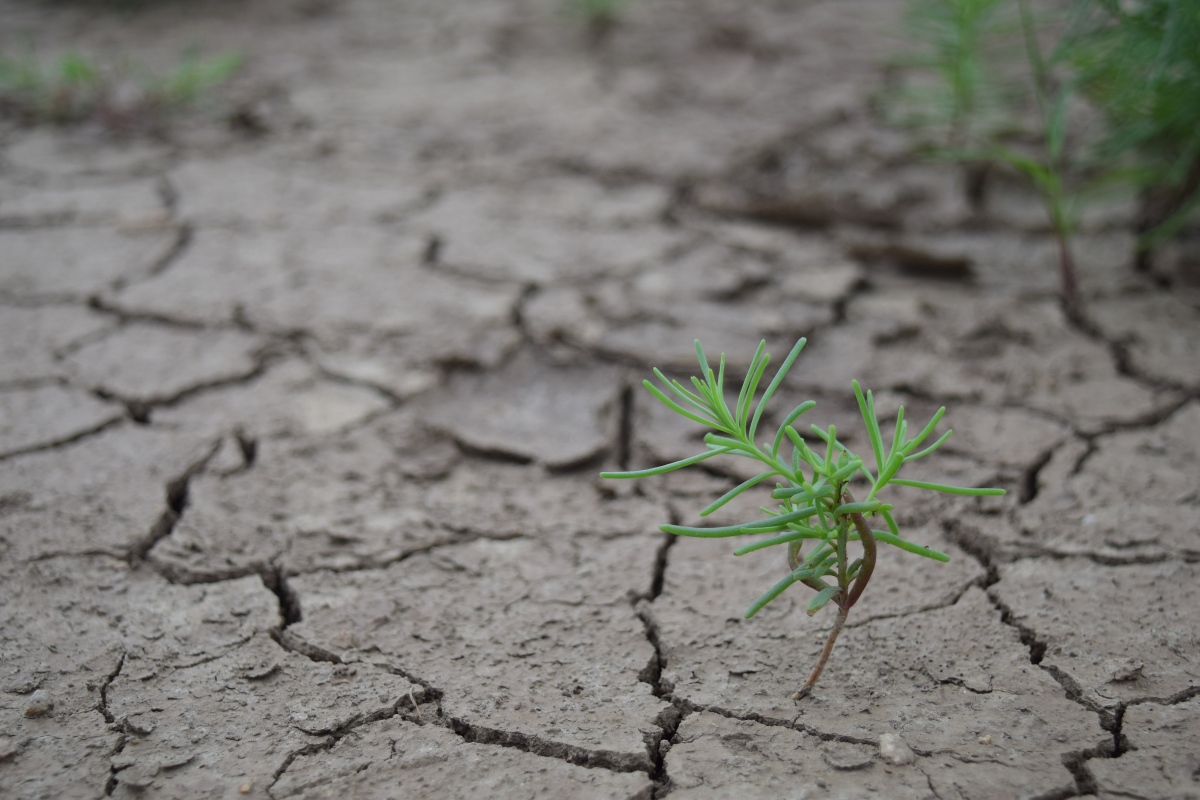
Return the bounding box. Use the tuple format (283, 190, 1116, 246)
(749, 337, 806, 441)
(903, 406, 946, 453)
(770, 484, 834, 503)
(661, 521, 763, 538)
(653, 369, 714, 416)
(806, 585, 840, 616)
(852, 380, 886, 475)
(694, 339, 713, 381)
(735, 340, 767, 430)
(889, 478, 1006, 496)
(783, 426, 824, 471)
(745, 572, 799, 618)
(600, 446, 733, 479)
(904, 429, 953, 462)
(700, 471, 778, 517)
(872, 530, 951, 561)
(739, 505, 820, 533)
(881, 507, 901, 539)
(828, 457, 864, 484)
(732, 527, 824, 556)
(889, 406, 906, 463)
(810, 425, 875, 483)
(823, 423, 837, 476)
(739, 352, 771, 432)
(771, 400, 818, 459)
(834, 500, 887, 516)
(642, 380, 716, 429)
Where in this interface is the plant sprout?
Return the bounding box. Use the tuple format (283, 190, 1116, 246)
(1062, 0, 1200, 255)
(891, 0, 1200, 317)
(565, 0, 632, 21)
(602, 338, 1005, 698)
(0, 48, 241, 125)
(890, 0, 1094, 321)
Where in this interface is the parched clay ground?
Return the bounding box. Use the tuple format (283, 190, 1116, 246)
(2, 1, 1199, 798)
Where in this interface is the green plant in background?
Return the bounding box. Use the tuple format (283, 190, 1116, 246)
(892, 0, 1094, 320)
(564, 0, 632, 40)
(566, 0, 632, 21)
(150, 51, 243, 107)
(0, 47, 242, 125)
(891, 0, 1199, 319)
(0, 49, 102, 122)
(891, 0, 1013, 152)
(601, 338, 1004, 698)
(1062, 0, 1200, 256)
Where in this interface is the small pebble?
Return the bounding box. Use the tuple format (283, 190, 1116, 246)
(119, 763, 158, 789)
(978, 735, 993, 745)
(239, 782, 253, 794)
(1104, 658, 1144, 683)
(0, 736, 20, 760)
(879, 732, 917, 766)
(23, 690, 53, 718)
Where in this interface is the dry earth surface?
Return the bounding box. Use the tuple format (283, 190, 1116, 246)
(2, 1, 1199, 798)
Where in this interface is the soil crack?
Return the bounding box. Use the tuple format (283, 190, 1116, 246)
(128, 438, 222, 562)
(443, 716, 651, 774)
(92, 356, 270, 424)
(112, 224, 192, 293)
(0, 415, 125, 463)
(100, 651, 128, 797)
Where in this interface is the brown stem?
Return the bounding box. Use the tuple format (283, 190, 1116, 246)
(792, 602, 849, 701)
(1135, 157, 1200, 272)
(844, 510, 877, 609)
(793, 493, 879, 700)
(1056, 229, 1081, 324)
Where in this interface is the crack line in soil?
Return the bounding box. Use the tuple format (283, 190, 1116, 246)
(444, 716, 652, 774)
(632, 500, 687, 795)
(672, 697, 878, 747)
(86, 292, 228, 332)
(128, 437, 223, 562)
(100, 651, 128, 797)
(304, 358, 408, 406)
(1020, 444, 1058, 504)
(265, 605, 650, 787)
(0, 414, 125, 463)
(92, 355, 271, 424)
(942, 512, 1124, 795)
(112, 223, 192, 292)
(1120, 684, 1200, 712)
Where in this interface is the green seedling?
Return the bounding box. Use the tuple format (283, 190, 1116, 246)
(565, 0, 633, 41)
(889, 0, 1014, 152)
(1061, 0, 1200, 256)
(0, 48, 242, 126)
(566, 0, 632, 21)
(151, 51, 244, 107)
(601, 338, 1004, 698)
(891, 0, 1094, 320)
(892, 0, 1200, 318)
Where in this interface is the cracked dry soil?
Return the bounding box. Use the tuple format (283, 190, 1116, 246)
(1, 1, 1199, 798)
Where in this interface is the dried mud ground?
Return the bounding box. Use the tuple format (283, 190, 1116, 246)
(2, 1, 1199, 798)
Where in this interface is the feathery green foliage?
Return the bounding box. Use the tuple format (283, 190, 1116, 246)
(0, 48, 241, 125)
(565, 0, 632, 23)
(602, 338, 1004, 698)
(890, 0, 1014, 150)
(1062, 0, 1200, 245)
(891, 0, 1200, 317)
(891, 0, 1092, 317)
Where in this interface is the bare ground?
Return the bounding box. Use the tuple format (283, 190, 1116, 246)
(1, 1, 1198, 798)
